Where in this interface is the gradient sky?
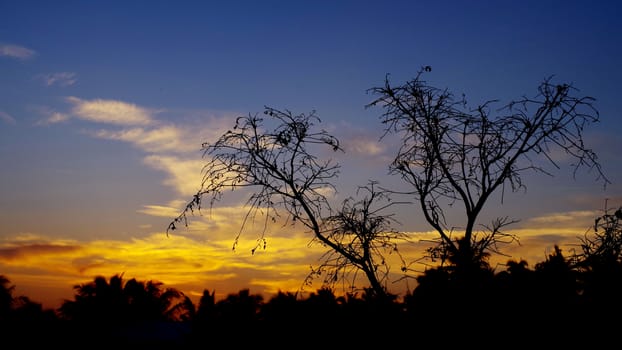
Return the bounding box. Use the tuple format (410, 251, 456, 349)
(1, 0, 621, 310)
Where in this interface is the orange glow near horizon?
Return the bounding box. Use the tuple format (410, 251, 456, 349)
(1, 229, 325, 309)
(1, 208, 595, 310)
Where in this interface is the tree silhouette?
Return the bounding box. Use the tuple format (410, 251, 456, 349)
(0, 275, 56, 323)
(190, 288, 265, 343)
(214, 288, 263, 324)
(0, 275, 62, 346)
(193, 289, 216, 325)
(533, 245, 578, 308)
(366, 65, 609, 270)
(0, 275, 14, 321)
(574, 205, 622, 268)
(258, 290, 300, 322)
(58, 273, 192, 323)
(493, 258, 537, 316)
(168, 107, 404, 297)
(306, 181, 408, 298)
(56, 274, 194, 346)
(572, 204, 622, 320)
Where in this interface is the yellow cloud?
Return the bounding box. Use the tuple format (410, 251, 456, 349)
(0, 229, 324, 310)
(92, 125, 202, 153)
(2, 207, 602, 311)
(143, 155, 204, 196)
(138, 205, 181, 218)
(67, 96, 153, 126)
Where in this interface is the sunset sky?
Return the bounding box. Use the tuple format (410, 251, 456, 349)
(1, 0, 621, 310)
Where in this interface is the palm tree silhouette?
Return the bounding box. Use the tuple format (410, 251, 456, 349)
(57, 273, 193, 346)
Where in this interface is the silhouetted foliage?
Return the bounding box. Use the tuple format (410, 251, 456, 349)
(0, 275, 62, 346)
(51, 274, 195, 347)
(58, 273, 192, 323)
(213, 288, 263, 324)
(0, 275, 56, 323)
(534, 245, 578, 302)
(572, 205, 622, 319)
(0, 274, 14, 321)
(493, 258, 537, 314)
(574, 205, 622, 268)
(406, 256, 496, 326)
(367, 66, 609, 270)
(55, 273, 194, 347)
(258, 290, 299, 322)
(193, 288, 216, 325)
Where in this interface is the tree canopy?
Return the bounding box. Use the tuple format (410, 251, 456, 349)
(366, 66, 609, 270)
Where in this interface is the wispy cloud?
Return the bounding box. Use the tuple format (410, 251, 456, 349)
(143, 155, 205, 196)
(37, 72, 77, 87)
(138, 204, 183, 218)
(35, 110, 70, 126)
(57, 98, 280, 233)
(0, 43, 36, 60)
(67, 96, 153, 126)
(91, 126, 199, 153)
(525, 210, 598, 227)
(332, 121, 387, 159)
(0, 111, 17, 125)
(344, 137, 385, 156)
(64, 98, 237, 196)
(0, 243, 80, 261)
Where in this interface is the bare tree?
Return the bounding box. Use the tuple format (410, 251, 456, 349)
(168, 106, 404, 297)
(571, 202, 622, 315)
(366, 66, 609, 270)
(573, 202, 622, 268)
(307, 181, 409, 297)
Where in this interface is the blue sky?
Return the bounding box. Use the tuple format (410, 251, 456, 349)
(1, 0, 621, 308)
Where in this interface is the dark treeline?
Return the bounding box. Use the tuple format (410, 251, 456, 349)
(2, 208, 621, 348)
